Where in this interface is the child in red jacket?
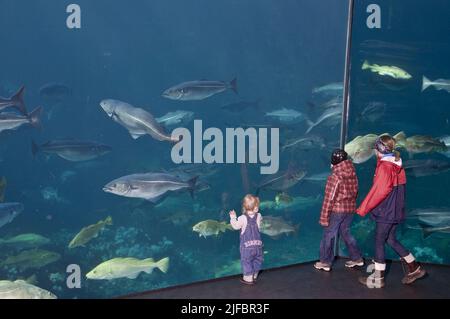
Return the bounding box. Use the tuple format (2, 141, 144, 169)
(314, 149, 363, 272)
(356, 135, 426, 288)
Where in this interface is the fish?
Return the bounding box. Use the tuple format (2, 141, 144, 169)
(304, 172, 329, 183)
(103, 172, 199, 203)
(256, 169, 306, 194)
(0, 234, 50, 250)
(0, 177, 6, 202)
(162, 78, 237, 101)
(358, 102, 386, 123)
(0, 86, 27, 115)
(221, 99, 260, 113)
(312, 82, 343, 96)
(0, 106, 42, 133)
(99, 99, 178, 142)
(31, 139, 112, 162)
(395, 132, 447, 155)
(192, 220, 232, 238)
(0, 280, 57, 299)
(0, 249, 61, 270)
(418, 223, 450, 239)
(345, 134, 378, 164)
(260, 216, 299, 238)
(156, 110, 194, 127)
(39, 83, 71, 100)
(404, 159, 450, 177)
(422, 76, 450, 93)
(317, 96, 343, 109)
(259, 195, 321, 212)
(362, 60, 412, 80)
(86, 257, 169, 280)
(407, 208, 450, 227)
(265, 108, 304, 123)
(0, 202, 23, 229)
(281, 135, 326, 152)
(305, 106, 342, 134)
(69, 216, 113, 248)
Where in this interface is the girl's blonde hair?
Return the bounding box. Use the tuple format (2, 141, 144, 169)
(242, 194, 260, 214)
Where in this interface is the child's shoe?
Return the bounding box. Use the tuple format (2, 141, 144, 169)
(314, 261, 331, 272)
(240, 275, 254, 285)
(345, 259, 364, 268)
(401, 259, 426, 284)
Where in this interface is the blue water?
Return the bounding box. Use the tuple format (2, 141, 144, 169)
(2, 0, 448, 299)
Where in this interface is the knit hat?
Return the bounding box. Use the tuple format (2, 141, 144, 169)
(331, 149, 348, 165)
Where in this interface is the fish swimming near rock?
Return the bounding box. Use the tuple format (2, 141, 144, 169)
(86, 257, 169, 280)
(0, 249, 61, 270)
(103, 172, 199, 203)
(0, 202, 23, 229)
(305, 105, 342, 134)
(31, 139, 112, 162)
(39, 83, 71, 100)
(192, 220, 232, 238)
(404, 159, 450, 177)
(221, 99, 260, 113)
(69, 216, 113, 249)
(0, 86, 27, 115)
(0, 106, 42, 133)
(156, 110, 194, 127)
(362, 60, 412, 80)
(162, 78, 237, 101)
(0, 234, 50, 250)
(256, 169, 306, 195)
(260, 216, 299, 238)
(422, 76, 450, 93)
(100, 99, 178, 142)
(0, 280, 57, 299)
(0, 177, 6, 202)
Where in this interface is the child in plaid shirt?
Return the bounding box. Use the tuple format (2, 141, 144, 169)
(314, 149, 363, 272)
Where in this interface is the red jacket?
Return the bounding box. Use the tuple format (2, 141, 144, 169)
(356, 156, 406, 217)
(319, 160, 358, 224)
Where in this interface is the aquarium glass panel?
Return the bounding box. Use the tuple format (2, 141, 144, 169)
(0, 0, 348, 298)
(343, 0, 450, 265)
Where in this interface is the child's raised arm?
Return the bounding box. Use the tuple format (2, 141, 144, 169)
(229, 210, 244, 230)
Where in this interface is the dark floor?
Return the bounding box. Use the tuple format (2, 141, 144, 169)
(122, 258, 450, 299)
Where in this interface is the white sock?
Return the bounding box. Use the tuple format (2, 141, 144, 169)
(403, 253, 415, 263)
(243, 275, 253, 282)
(375, 262, 386, 271)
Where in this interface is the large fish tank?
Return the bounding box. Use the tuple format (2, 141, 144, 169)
(0, 0, 448, 299)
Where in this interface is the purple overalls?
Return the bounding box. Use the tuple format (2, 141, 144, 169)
(240, 214, 263, 276)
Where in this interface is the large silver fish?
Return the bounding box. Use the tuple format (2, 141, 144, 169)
(422, 76, 450, 93)
(305, 106, 342, 134)
(162, 78, 237, 101)
(0, 107, 42, 133)
(256, 169, 306, 194)
(103, 172, 198, 203)
(312, 82, 343, 96)
(0, 86, 27, 115)
(100, 99, 178, 142)
(31, 139, 111, 162)
(0, 202, 23, 229)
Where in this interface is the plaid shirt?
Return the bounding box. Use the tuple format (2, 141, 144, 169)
(320, 160, 358, 225)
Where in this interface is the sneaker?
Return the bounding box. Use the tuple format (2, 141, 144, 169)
(239, 278, 254, 285)
(345, 259, 364, 268)
(314, 261, 331, 272)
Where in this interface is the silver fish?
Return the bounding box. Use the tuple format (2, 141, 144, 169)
(422, 76, 450, 93)
(305, 106, 342, 134)
(312, 82, 343, 96)
(156, 110, 194, 127)
(31, 139, 111, 162)
(0, 106, 42, 133)
(103, 172, 198, 203)
(256, 169, 306, 194)
(100, 99, 178, 142)
(404, 159, 450, 177)
(281, 135, 326, 152)
(162, 78, 237, 101)
(0, 203, 23, 229)
(265, 108, 304, 123)
(0, 86, 27, 115)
